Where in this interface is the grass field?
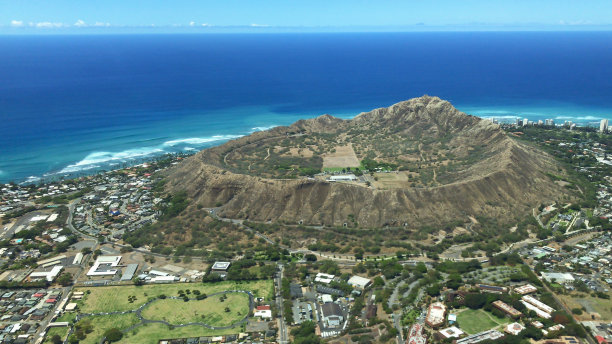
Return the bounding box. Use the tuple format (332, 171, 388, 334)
(456, 309, 510, 334)
(560, 293, 612, 321)
(44, 327, 69, 344)
(75, 280, 272, 313)
(75, 313, 140, 344)
(141, 293, 249, 326)
(62, 281, 271, 344)
(119, 323, 238, 344)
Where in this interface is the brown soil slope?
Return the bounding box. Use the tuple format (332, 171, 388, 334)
(165, 96, 566, 228)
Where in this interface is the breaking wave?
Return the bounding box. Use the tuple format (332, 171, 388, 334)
(56, 134, 246, 175)
(250, 125, 278, 132)
(163, 134, 243, 147)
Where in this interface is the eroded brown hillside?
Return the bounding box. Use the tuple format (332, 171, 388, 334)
(164, 96, 568, 228)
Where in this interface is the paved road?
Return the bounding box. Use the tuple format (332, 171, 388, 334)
(4, 210, 45, 239)
(66, 199, 97, 240)
(275, 264, 289, 344)
(392, 313, 403, 344)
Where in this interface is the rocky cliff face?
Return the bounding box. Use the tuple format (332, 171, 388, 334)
(165, 96, 566, 228)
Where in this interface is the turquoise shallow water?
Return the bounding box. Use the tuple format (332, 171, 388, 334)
(1, 32, 611, 183)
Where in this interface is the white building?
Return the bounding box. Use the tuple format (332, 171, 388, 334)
(87, 255, 122, 276)
(254, 306, 272, 319)
(426, 302, 446, 328)
(329, 174, 357, 182)
(28, 265, 63, 282)
(315, 273, 335, 284)
(211, 261, 231, 271)
(347, 276, 371, 290)
(541, 272, 574, 284)
(601, 119, 609, 133)
(513, 284, 538, 295)
(72, 252, 84, 265)
(438, 326, 464, 339)
(321, 303, 344, 328)
(505, 322, 525, 336)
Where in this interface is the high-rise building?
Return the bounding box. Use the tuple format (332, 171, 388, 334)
(523, 118, 529, 127)
(545, 119, 555, 126)
(600, 119, 609, 133)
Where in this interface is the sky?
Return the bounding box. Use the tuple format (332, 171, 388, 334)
(1, 0, 611, 33)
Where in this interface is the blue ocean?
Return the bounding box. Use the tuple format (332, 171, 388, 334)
(1, 32, 612, 183)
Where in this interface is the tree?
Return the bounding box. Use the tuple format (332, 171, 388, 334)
(291, 321, 321, 344)
(354, 247, 364, 260)
(305, 254, 317, 262)
(57, 272, 73, 286)
(51, 334, 62, 344)
(464, 293, 487, 309)
(372, 276, 384, 288)
(416, 262, 428, 274)
(426, 284, 441, 297)
(104, 328, 123, 342)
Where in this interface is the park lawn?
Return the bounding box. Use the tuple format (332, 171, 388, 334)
(75, 280, 272, 313)
(141, 293, 249, 327)
(44, 327, 69, 344)
(57, 312, 77, 322)
(559, 293, 612, 321)
(74, 313, 140, 344)
(456, 309, 510, 334)
(119, 323, 238, 344)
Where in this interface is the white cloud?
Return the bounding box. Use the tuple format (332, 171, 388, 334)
(559, 19, 593, 26)
(32, 21, 65, 28)
(189, 21, 195, 27)
(250, 23, 270, 27)
(201, 23, 211, 27)
(10, 20, 24, 27)
(74, 19, 87, 27)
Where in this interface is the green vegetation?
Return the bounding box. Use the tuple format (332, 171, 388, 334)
(118, 323, 236, 344)
(44, 327, 69, 344)
(66, 281, 270, 344)
(140, 293, 249, 327)
(70, 313, 139, 344)
(160, 191, 190, 219)
(291, 321, 321, 344)
(456, 309, 509, 334)
(75, 280, 271, 313)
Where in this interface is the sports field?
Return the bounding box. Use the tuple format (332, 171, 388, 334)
(456, 309, 509, 334)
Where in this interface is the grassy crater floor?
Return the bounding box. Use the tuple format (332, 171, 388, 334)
(141, 293, 249, 327)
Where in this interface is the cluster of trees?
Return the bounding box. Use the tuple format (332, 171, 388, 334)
(159, 190, 190, 220)
(68, 320, 94, 343)
(290, 321, 321, 344)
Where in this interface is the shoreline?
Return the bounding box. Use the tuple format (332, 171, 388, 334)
(1, 104, 610, 185)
